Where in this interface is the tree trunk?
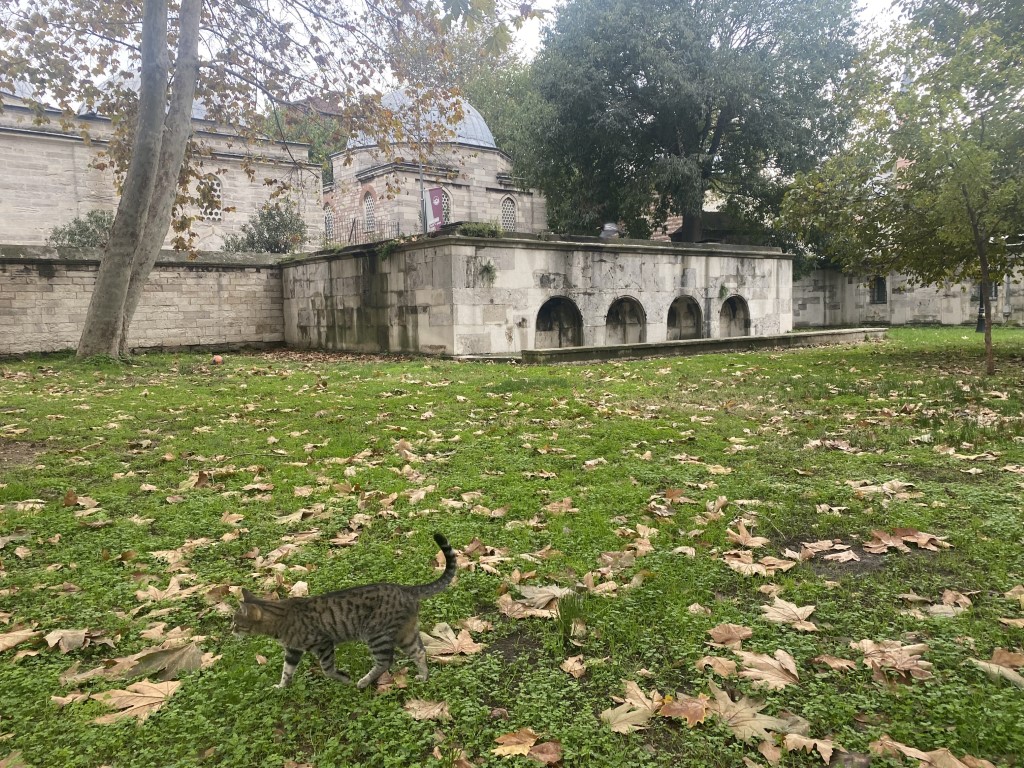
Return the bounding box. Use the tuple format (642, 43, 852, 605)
(979, 251, 994, 375)
(117, 0, 203, 357)
(77, 0, 171, 359)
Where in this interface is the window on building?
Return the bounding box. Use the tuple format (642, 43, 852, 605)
(500, 196, 517, 232)
(972, 282, 998, 301)
(363, 192, 376, 232)
(324, 205, 336, 243)
(869, 276, 887, 305)
(441, 189, 452, 225)
(199, 175, 222, 221)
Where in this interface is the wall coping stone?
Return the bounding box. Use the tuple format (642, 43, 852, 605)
(280, 232, 789, 269)
(0, 244, 283, 269)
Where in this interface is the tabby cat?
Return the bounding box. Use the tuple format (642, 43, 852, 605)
(232, 532, 457, 689)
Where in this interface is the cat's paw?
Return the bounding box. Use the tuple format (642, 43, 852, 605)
(415, 672, 428, 681)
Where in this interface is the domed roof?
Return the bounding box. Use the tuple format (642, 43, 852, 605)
(347, 90, 497, 151)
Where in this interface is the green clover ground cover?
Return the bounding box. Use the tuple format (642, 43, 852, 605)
(1, 327, 1023, 768)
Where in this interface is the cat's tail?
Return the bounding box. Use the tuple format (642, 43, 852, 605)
(411, 533, 457, 599)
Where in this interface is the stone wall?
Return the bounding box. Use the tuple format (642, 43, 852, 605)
(793, 268, 1022, 327)
(0, 246, 283, 355)
(283, 236, 792, 356)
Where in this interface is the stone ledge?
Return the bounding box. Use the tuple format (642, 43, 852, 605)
(521, 328, 888, 364)
(0, 244, 284, 269)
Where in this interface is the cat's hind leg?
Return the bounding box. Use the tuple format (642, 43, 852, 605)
(275, 647, 304, 688)
(313, 641, 350, 683)
(356, 636, 395, 689)
(397, 620, 429, 681)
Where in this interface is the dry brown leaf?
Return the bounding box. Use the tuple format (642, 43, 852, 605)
(968, 658, 1024, 688)
(403, 698, 451, 721)
(708, 623, 753, 649)
(600, 702, 657, 734)
(812, 654, 857, 672)
(851, 639, 932, 683)
(784, 734, 836, 764)
(990, 648, 1024, 668)
(706, 682, 789, 742)
(493, 727, 539, 756)
(999, 617, 1024, 628)
(560, 654, 586, 679)
(727, 521, 769, 548)
(761, 598, 818, 632)
(528, 740, 563, 765)
(660, 693, 710, 727)
(737, 650, 800, 690)
(515, 584, 575, 610)
(51, 691, 90, 708)
(420, 623, 485, 661)
(696, 655, 739, 677)
(90, 679, 180, 724)
(0, 626, 41, 653)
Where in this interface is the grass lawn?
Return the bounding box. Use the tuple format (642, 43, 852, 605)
(1, 326, 1023, 768)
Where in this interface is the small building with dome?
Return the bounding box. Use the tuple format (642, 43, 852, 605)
(323, 90, 546, 245)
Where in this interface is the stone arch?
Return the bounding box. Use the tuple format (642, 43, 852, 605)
(719, 295, 751, 338)
(535, 297, 583, 349)
(667, 295, 702, 340)
(606, 296, 647, 345)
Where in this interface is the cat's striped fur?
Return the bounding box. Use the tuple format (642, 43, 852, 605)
(232, 533, 457, 688)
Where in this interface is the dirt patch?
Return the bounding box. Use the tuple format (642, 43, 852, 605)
(0, 439, 45, 471)
(485, 626, 545, 666)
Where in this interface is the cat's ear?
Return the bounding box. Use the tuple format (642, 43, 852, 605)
(241, 588, 256, 602)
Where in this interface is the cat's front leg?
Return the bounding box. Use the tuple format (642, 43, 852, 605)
(275, 647, 304, 688)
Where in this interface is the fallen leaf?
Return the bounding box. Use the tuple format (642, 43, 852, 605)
(784, 734, 836, 764)
(708, 623, 753, 649)
(968, 658, 1024, 688)
(403, 699, 451, 721)
(812, 654, 857, 672)
(660, 693, 710, 726)
(420, 623, 485, 661)
(696, 656, 739, 677)
(90, 679, 181, 724)
(528, 741, 563, 765)
(706, 682, 789, 742)
(761, 598, 818, 632)
(0, 626, 41, 653)
(493, 727, 539, 756)
(728, 521, 769, 548)
(737, 650, 800, 690)
(560, 654, 586, 679)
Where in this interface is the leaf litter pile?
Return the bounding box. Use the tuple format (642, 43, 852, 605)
(1, 328, 1024, 767)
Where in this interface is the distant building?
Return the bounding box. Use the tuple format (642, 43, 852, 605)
(0, 85, 323, 250)
(323, 90, 546, 246)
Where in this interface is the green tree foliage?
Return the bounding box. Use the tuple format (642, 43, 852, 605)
(264, 105, 348, 186)
(527, 0, 859, 238)
(47, 210, 116, 248)
(222, 200, 309, 254)
(781, 3, 1024, 373)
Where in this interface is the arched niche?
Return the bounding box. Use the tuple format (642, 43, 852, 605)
(719, 295, 751, 338)
(535, 297, 583, 349)
(606, 296, 647, 345)
(667, 296, 702, 340)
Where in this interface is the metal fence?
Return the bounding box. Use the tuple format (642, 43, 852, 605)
(324, 218, 401, 247)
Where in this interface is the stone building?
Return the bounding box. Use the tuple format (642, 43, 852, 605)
(323, 90, 546, 245)
(793, 269, 1024, 327)
(0, 85, 323, 250)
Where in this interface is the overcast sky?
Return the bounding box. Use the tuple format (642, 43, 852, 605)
(512, 0, 903, 60)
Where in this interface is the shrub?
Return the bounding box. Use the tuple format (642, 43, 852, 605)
(222, 199, 308, 253)
(47, 209, 115, 248)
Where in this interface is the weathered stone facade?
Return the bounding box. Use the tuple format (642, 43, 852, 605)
(0, 246, 283, 355)
(0, 94, 323, 250)
(282, 235, 792, 356)
(793, 268, 1023, 327)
